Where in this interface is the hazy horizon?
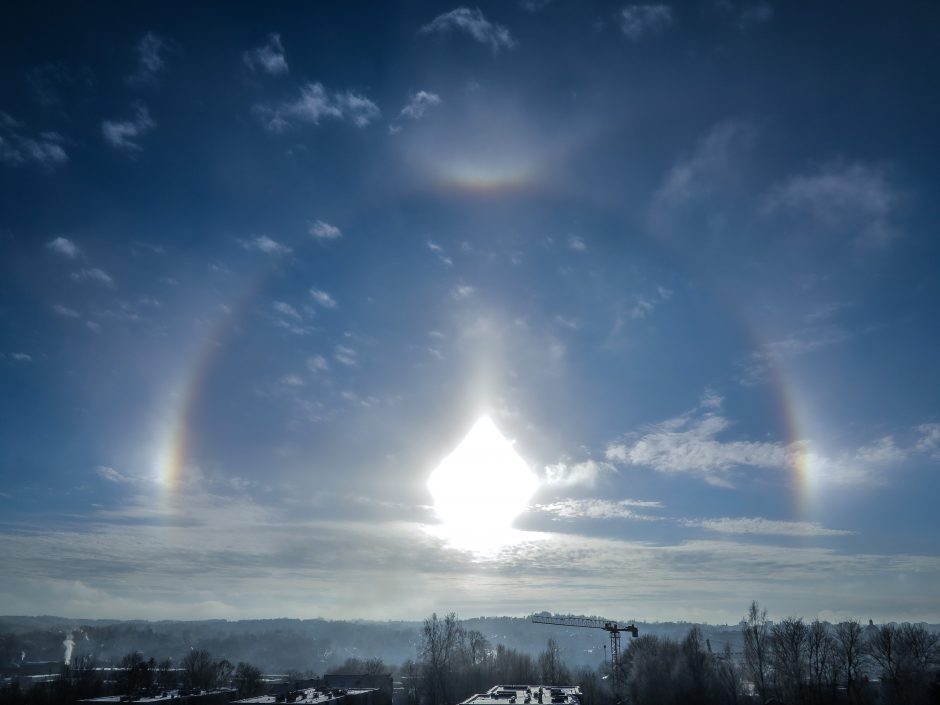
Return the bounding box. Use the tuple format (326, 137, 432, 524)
(2, 1, 939, 625)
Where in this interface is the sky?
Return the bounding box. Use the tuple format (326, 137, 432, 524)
(1, 1, 939, 625)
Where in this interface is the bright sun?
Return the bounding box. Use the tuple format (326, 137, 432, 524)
(427, 415, 539, 551)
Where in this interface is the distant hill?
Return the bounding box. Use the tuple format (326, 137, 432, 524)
(2, 615, 936, 674)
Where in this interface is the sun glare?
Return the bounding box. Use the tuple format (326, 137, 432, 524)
(427, 416, 539, 551)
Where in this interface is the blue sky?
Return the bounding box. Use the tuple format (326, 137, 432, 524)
(2, 1, 939, 623)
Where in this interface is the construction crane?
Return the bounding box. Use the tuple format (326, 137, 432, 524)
(530, 615, 639, 668)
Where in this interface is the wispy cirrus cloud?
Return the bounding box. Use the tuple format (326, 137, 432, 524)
(682, 516, 852, 537)
(71, 268, 114, 287)
(254, 83, 380, 132)
(127, 32, 168, 84)
(102, 103, 155, 151)
(713, 0, 774, 30)
(605, 394, 913, 488)
(651, 119, 756, 223)
(763, 161, 901, 245)
(427, 240, 453, 266)
(95, 465, 134, 483)
(53, 304, 80, 318)
(620, 4, 674, 40)
(543, 459, 615, 488)
(421, 8, 516, 53)
(538, 498, 663, 520)
(0, 112, 67, 169)
(452, 284, 475, 300)
(738, 325, 851, 386)
(309, 220, 342, 241)
(310, 289, 336, 308)
(46, 237, 81, 258)
(631, 285, 672, 319)
(243, 33, 289, 76)
(241, 235, 291, 255)
(400, 91, 442, 120)
(334, 345, 357, 366)
(916, 424, 940, 460)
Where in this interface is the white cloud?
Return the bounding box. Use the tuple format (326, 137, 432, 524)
(606, 398, 912, 487)
(10, 352, 31, 362)
(53, 304, 79, 318)
(421, 7, 516, 53)
(255, 83, 380, 132)
(738, 326, 850, 386)
(427, 240, 453, 266)
(452, 284, 475, 300)
(620, 4, 674, 40)
(71, 268, 114, 287)
(568, 235, 586, 251)
(310, 289, 336, 308)
(683, 516, 852, 537)
(538, 498, 662, 520)
(309, 220, 342, 241)
(307, 355, 329, 372)
(0, 113, 67, 168)
(606, 412, 788, 486)
(714, 0, 774, 30)
(631, 285, 672, 319)
(95, 466, 133, 483)
(128, 32, 168, 84)
(763, 161, 901, 245)
(915, 423, 940, 460)
(280, 374, 304, 387)
(652, 119, 756, 217)
(854, 436, 906, 466)
(242, 235, 291, 255)
(543, 459, 615, 487)
(101, 104, 155, 151)
(46, 237, 80, 258)
(244, 33, 289, 76)
(272, 301, 301, 320)
(400, 91, 442, 120)
(334, 345, 357, 366)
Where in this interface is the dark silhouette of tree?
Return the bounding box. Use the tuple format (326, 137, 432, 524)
(538, 638, 571, 685)
(234, 661, 264, 698)
(770, 617, 808, 704)
(181, 648, 215, 690)
(421, 612, 462, 705)
(742, 600, 770, 702)
(806, 618, 839, 703)
(835, 619, 865, 702)
(116, 651, 154, 695)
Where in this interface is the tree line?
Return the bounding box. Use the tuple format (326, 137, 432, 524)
(407, 606, 940, 705)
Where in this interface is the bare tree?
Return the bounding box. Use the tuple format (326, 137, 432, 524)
(834, 620, 865, 701)
(806, 619, 838, 702)
(742, 600, 770, 702)
(538, 638, 571, 685)
(421, 612, 462, 705)
(770, 617, 808, 704)
(715, 644, 741, 705)
(181, 648, 215, 691)
(234, 662, 263, 698)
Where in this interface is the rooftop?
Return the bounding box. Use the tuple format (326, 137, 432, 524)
(460, 685, 582, 705)
(234, 687, 376, 704)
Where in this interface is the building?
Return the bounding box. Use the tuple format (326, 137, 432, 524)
(459, 685, 582, 705)
(233, 686, 379, 705)
(323, 673, 393, 702)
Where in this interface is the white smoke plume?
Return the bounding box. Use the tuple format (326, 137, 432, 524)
(63, 632, 75, 665)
